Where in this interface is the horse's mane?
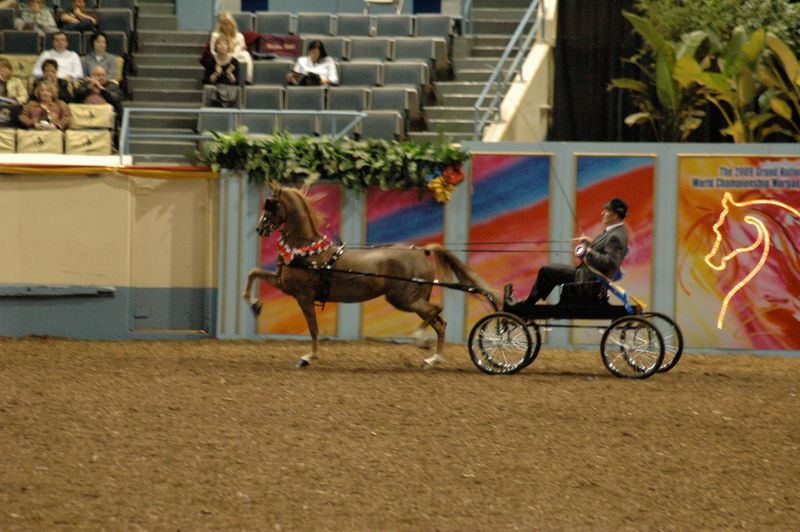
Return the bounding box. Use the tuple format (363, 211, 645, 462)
(282, 186, 324, 235)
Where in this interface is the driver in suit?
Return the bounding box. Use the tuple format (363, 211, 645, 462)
(504, 198, 629, 313)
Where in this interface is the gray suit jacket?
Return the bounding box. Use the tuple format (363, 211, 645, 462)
(576, 224, 629, 282)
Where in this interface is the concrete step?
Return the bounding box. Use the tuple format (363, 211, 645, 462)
(137, 30, 208, 45)
(472, 20, 532, 34)
(128, 77, 200, 90)
(138, 41, 206, 55)
(130, 88, 203, 103)
(424, 106, 492, 120)
(407, 131, 474, 143)
(427, 119, 476, 134)
(124, 100, 198, 108)
(471, 35, 514, 47)
(440, 93, 480, 106)
(473, 0, 532, 9)
(435, 81, 487, 95)
(138, 14, 178, 31)
(454, 57, 513, 70)
(472, 8, 529, 21)
(130, 139, 197, 156)
(471, 46, 514, 58)
(138, 3, 174, 16)
(130, 127, 194, 137)
(455, 69, 495, 82)
(134, 65, 204, 79)
(134, 53, 203, 67)
(129, 112, 197, 129)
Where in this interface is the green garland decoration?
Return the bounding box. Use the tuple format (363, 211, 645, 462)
(189, 130, 471, 201)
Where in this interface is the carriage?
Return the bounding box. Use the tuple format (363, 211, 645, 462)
(467, 276, 683, 378)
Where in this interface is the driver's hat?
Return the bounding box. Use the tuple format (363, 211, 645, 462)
(603, 198, 628, 219)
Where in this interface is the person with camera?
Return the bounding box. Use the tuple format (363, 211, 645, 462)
(19, 80, 70, 130)
(286, 40, 338, 86)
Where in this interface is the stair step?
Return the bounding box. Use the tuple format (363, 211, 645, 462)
(435, 81, 487, 95)
(424, 106, 492, 120)
(407, 131, 474, 143)
(472, 46, 517, 58)
(129, 113, 198, 129)
(124, 100, 199, 108)
(130, 88, 203, 103)
(139, 41, 206, 55)
(472, 20, 532, 34)
(134, 53, 202, 67)
(472, 8, 530, 21)
(427, 119, 476, 134)
(137, 30, 209, 45)
(473, 0, 532, 8)
(129, 139, 197, 156)
(455, 69, 495, 82)
(128, 77, 200, 90)
(453, 57, 513, 70)
(138, 3, 175, 16)
(440, 94, 480, 106)
(471, 35, 515, 47)
(138, 14, 178, 31)
(134, 65, 204, 79)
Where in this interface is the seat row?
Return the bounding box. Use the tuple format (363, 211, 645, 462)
(254, 59, 430, 89)
(0, 127, 114, 155)
(235, 12, 454, 41)
(0, 52, 126, 84)
(0, 29, 129, 55)
(0, 7, 135, 36)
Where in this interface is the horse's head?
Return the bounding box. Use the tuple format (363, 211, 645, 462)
(256, 183, 286, 237)
(703, 192, 764, 271)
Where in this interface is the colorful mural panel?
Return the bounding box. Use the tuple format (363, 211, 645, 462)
(572, 155, 655, 343)
(361, 188, 445, 338)
(466, 154, 552, 328)
(257, 184, 342, 335)
(677, 156, 800, 350)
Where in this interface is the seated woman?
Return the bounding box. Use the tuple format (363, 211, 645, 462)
(14, 0, 58, 36)
(203, 35, 239, 86)
(83, 32, 119, 83)
(0, 57, 29, 105)
(31, 59, 72, 103)
(57, 0, 97, 32)
(210, 12, 253, 84)
(19, 80, 70, 130)
(287, 40, 339, 86)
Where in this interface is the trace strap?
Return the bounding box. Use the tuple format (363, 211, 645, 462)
(278, 234, 333, 264)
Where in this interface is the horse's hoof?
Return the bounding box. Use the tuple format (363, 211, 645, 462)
(295, 358, 310, 369)
(422, 354, 444, 369)
(250, 302, 262, 316)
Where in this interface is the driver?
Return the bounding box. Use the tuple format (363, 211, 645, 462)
(504, 198, 629, 313)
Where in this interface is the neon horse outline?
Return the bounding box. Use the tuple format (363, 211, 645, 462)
(703, 191, 800, 329)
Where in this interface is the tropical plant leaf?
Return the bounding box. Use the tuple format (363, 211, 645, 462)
(624, 112, 653, 126)
(740, 27, 766, 65)
(766, 32, 799, 85)
(623, 11, 669, 54)
(770, 96, 794, 119)
(655, 51, 679, 111)
(609, 78, 649, 92)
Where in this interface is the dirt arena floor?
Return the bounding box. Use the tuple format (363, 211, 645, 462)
(1, 337, 798, 530)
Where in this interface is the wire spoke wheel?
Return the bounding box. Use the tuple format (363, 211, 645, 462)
(468, 312, 538, 374)
(601, 316, 664, 379)
(640, 312, 683, 372)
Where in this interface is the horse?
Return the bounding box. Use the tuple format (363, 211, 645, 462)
(703, 191, 800, 330)
(243, 182, 495, 368)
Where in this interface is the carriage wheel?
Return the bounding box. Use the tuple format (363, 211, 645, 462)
(600, 316, 664, 379)
(468, 312, 539, 375)
(640, 312, 683, 372)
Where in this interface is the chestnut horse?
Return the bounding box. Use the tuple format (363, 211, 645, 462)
(243, 183, 494, 368)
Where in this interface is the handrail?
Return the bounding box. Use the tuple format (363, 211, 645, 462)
(461, 0, 474, 36)
(472, 0, 545, 139)
(117, 107, 367, 165)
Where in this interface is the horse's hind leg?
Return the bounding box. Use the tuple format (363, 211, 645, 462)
(243, 268, 279, 315)
(391, 298, 446, 368)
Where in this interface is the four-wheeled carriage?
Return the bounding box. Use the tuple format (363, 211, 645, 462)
(468, 279, 683, 378)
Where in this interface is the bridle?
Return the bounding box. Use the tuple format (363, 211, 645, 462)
(257, 189, 283, 237)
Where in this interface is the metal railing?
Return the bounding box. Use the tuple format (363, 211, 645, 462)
(472, 0, 545, 139)
(117, 107, 367, 164)
(461, 0, 474, 36)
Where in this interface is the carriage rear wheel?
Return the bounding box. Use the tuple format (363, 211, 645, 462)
(600, 316, 664, 379)
(640, 312, 683, 372)
(468, 312, 539, 375)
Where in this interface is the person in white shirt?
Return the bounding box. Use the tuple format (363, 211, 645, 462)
(287, 40, 339, 86)
(32, 31, 84, 83)
(504, 198, 630, 313)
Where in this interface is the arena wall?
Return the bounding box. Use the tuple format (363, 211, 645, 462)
(2, 141, 799, 354)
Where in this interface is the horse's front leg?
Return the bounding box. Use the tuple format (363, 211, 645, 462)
(295, 296, 319, 368)
(243, 268, 280, 316)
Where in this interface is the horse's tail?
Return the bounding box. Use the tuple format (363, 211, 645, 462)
(422, 244, 496, 301)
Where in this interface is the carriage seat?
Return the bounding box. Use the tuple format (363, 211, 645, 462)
(557, 269, 623, 306)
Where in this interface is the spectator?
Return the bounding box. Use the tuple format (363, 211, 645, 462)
(14, 0, 58, 36)
(287, 40, 338, 86)
(83, 32, 119, 82)
(0, 57, 29, 105)
(0, 1, 17, 8)
(32, 31, 84, 83)
(57, 0, 97, 32)
(73, 65, 121, 117)
(210, 12, 253, 84)
(31, 59, 72, 103)
(203, 35, 239, 86)
(19, 80, 70, 130)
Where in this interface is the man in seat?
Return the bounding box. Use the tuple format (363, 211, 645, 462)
(504, 198, 629, 314)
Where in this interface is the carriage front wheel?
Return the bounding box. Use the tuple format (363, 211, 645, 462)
(600, 316, 664, 379)
(468, 312, 540, 375)
(639, 312, 683, 373)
